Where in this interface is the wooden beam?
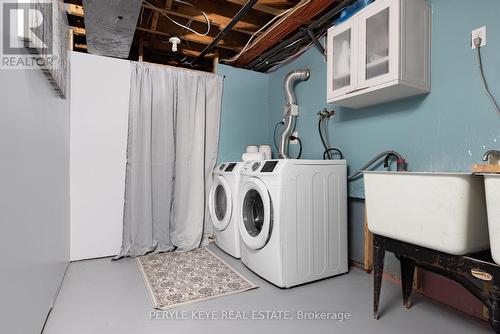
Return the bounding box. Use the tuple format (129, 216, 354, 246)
(139, 36, 144, 62)
(66, 4, 84, 16)
(150, 11, 160, 31)
(227, 0, 286, 16)
(166, 0, 271, 32)
(143, 36, 236, 59)
(143, 4, 258, 35)
(165, 0, 174, 10)
(229, 0, 339, 66)
(258, 0, 298, 7)
(364, 212, 374, 273)
(72, 27, 86, 36)
(136, 27, 241, 52)
(141, 40, 202, 58)
(141, 14, 249, 49)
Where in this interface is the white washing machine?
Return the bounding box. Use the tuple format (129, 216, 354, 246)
(208, 162, 244, 258)
(238, 159, 348, 288)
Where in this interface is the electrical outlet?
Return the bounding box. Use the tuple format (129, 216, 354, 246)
(290, 131, 299, 144)
(471, 26, 486, 49)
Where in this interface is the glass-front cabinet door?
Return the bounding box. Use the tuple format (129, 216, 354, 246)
(327, 19, 358, 98)
(357, 0, 399, 88)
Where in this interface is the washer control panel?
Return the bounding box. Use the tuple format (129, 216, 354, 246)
(241, 160, 281, 174)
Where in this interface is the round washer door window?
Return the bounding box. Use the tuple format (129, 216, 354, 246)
(208, 176, 232, 231)
(239, 178, 272, 250)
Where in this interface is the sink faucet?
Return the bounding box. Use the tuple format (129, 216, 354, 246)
(483, 150, 500, 163)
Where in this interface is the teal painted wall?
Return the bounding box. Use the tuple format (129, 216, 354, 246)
(268, 0, 500, 198)
(217, 64, 270, 162)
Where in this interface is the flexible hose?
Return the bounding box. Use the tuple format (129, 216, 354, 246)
(318, 115, 343, 160)
(347, 151, 403, 182)
(323, 148, 343, 160)
(318, 118, 332, 159)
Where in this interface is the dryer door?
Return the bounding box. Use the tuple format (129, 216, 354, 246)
(239, 178, 272, 250)
(208, 176, 232, 231)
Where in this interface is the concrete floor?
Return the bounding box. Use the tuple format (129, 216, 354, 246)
(43, 245, 493, 334)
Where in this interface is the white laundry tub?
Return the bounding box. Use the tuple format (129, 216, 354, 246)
(484, 174, 500, 264)
(364, 171, 489, 255)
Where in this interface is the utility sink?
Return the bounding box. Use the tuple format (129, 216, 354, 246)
(364, 171, 489, 255)
(484, 174, 500, 264)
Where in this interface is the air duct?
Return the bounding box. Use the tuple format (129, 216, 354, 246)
(278, 69, 310, 159)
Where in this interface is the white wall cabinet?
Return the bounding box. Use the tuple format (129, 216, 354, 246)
(327, 0, 430, 108)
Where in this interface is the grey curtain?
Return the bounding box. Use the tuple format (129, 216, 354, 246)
(116, 62, 223, 258)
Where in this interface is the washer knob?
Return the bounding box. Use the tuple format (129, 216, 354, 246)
(219, 164, 226, 171)
(252, 162, 260, 171)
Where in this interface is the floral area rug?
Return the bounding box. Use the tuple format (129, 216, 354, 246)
(137, 247, 257, 309)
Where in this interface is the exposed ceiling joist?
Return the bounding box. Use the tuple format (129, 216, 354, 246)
(72, 27, 86, 36)
(143, 4, 256, 35)
(170, 0, 272, 32)
(165, 0, 174, 10)
(228, 0, 338, 66)
(136, 27, 241, 52)
(66, 4, 84, 16)
(150, 11, 160, 31)
(65, 0, 346, 72)
(227, 0, 286, 16)
(141, 38, 234, 59)
(258, 0, 298, 7)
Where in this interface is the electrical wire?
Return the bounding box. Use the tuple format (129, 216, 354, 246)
(254, 35, 311, 70)
(289, 135, 302, 159)
(474, 37, 500, 114)
(223, 0, 311, 63)
(249, 0, 348, 71)
(264, 40, 314, 71)
(143, 0, 211, 36)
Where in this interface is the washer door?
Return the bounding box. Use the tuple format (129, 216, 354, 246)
(239, 178, 272, 250)
(209, 176, 232, 231)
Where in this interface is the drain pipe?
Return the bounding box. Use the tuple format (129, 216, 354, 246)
(278, 69, 310, 159)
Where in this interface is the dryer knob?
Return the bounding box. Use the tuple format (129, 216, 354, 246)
(252, 162, 261, 171)
(219, 164, 226, 171)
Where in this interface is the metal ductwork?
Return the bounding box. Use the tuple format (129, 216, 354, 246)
(278, 69, 310, 159)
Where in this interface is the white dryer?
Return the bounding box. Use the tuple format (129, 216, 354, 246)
(238, 159, 348, 288)
(208, 162, 244, 258)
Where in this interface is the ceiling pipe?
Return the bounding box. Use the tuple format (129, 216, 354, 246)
(189, 0, 258, 66)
